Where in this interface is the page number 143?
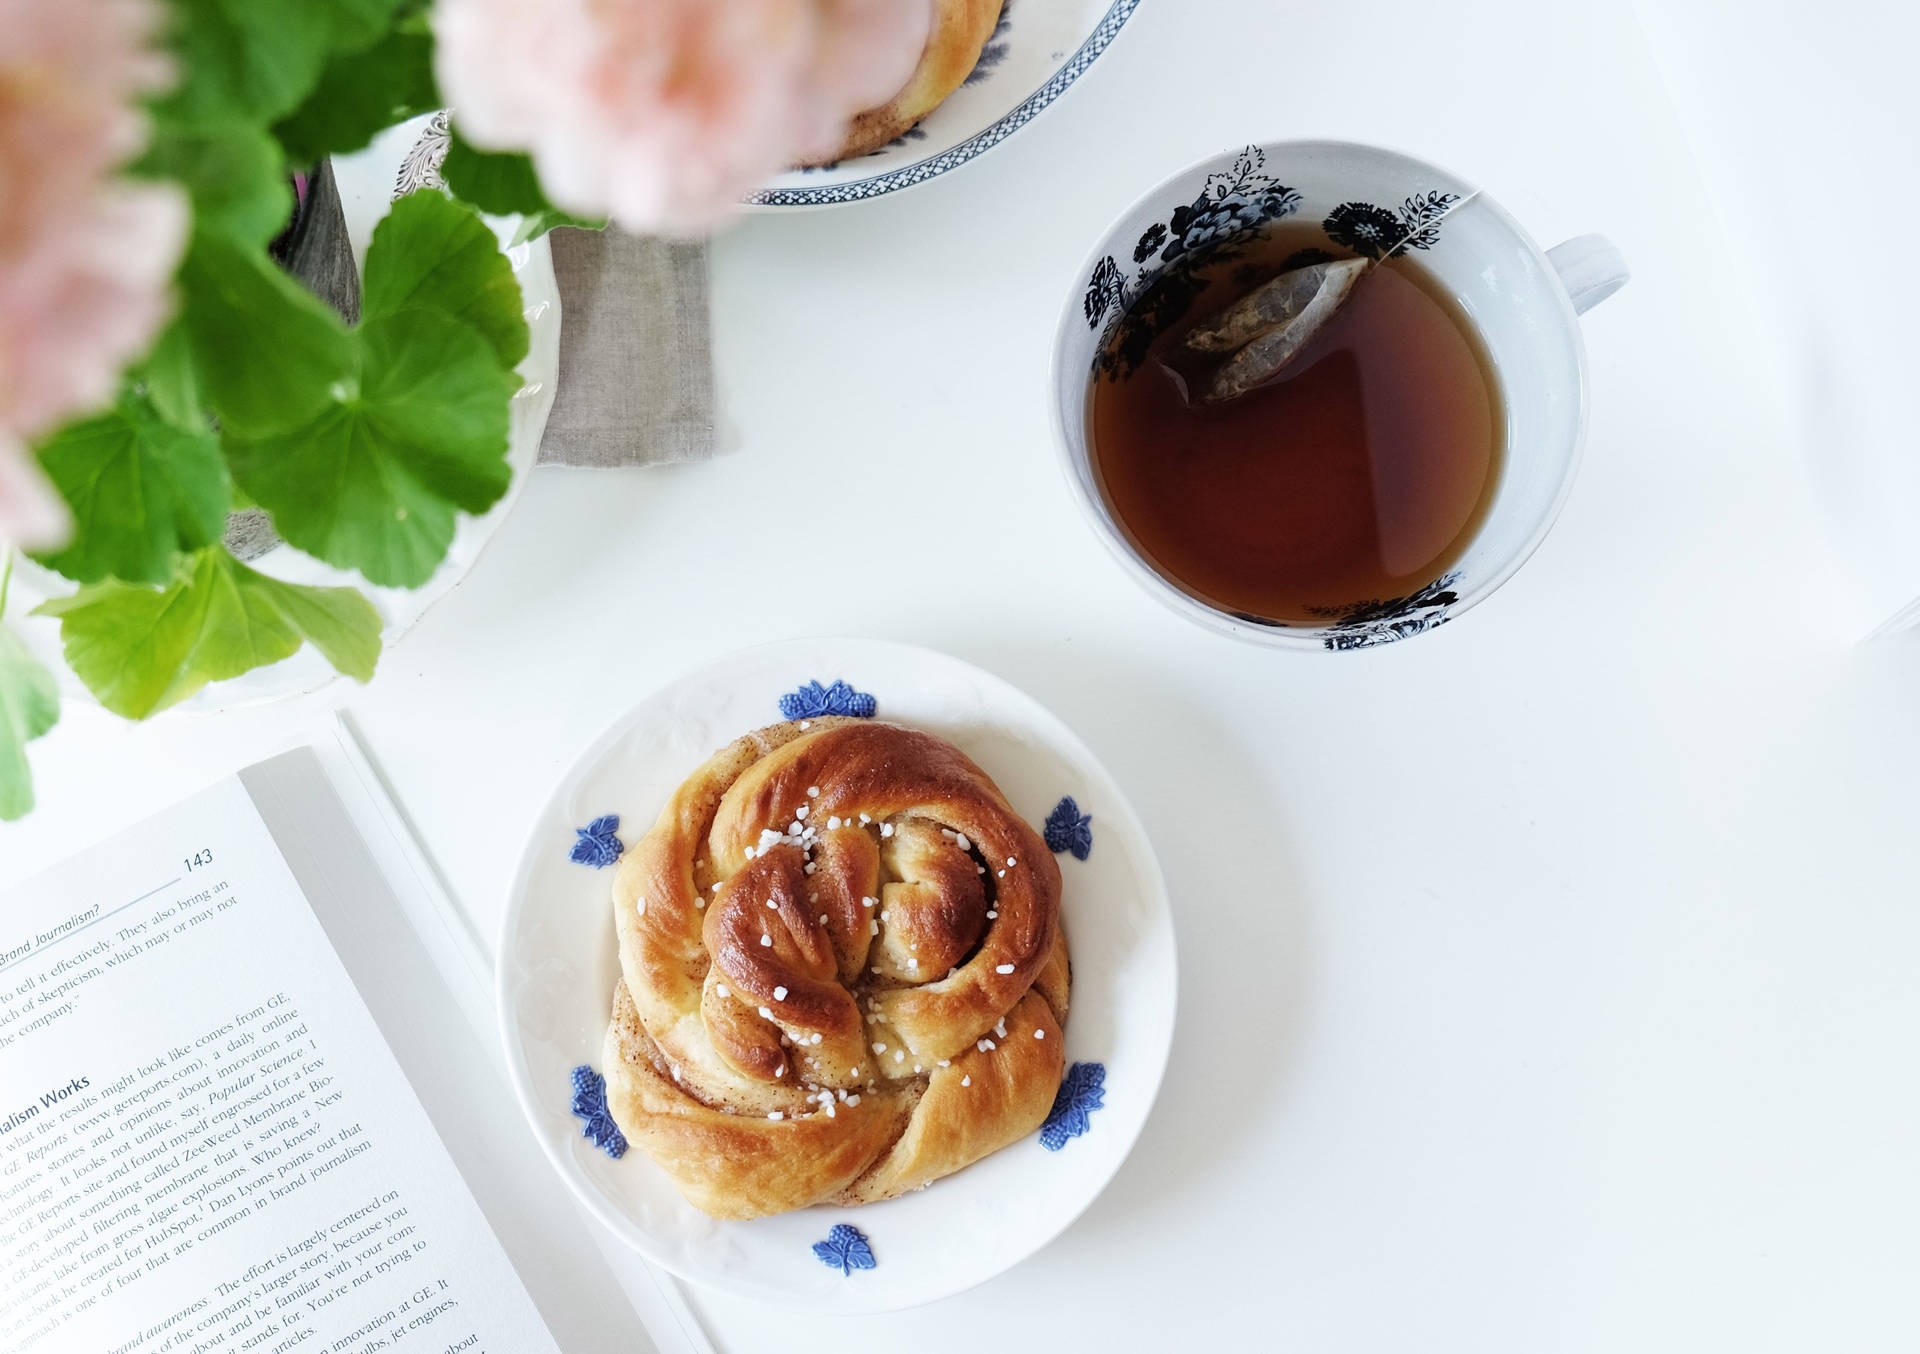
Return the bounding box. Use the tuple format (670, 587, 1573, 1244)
(184, 848, 214, 872)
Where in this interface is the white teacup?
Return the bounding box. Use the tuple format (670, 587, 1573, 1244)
(1049, 140, 1628, 651)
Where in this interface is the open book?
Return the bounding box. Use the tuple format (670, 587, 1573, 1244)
(0, 727, 710, 1354)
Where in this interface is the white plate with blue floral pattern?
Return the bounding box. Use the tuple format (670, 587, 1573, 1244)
(747, 0, 1142, 208)
(498, 637, 1176, 1311)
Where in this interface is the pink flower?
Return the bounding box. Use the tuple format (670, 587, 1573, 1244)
(434, 0, 933, 235)
(0, 0, 186, 547)
(0, 433, 69, 549)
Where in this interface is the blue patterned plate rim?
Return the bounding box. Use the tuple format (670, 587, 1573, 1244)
(744, 0, 1141, 208)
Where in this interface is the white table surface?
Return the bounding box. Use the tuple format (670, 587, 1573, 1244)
(6, 0, 1919, 1350)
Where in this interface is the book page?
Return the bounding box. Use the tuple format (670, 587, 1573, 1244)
(280, 731, 702, 1354)
(0, 776, 562, 1354)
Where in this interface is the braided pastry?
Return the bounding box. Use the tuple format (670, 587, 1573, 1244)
(602, 717, 1069, 1219)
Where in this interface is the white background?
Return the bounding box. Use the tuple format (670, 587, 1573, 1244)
(6, 0, 1919, 1350)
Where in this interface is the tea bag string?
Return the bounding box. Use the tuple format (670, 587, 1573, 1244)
(1372, 189, 1483, 265)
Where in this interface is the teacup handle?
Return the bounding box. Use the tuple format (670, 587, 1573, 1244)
(1546, 234, 1629, 315)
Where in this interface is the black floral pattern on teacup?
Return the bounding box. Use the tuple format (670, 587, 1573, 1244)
(1097, 267, 1201, 378)
(1308, 573, 1461, 651)
(1158, 149, 1302, 265)
(1162, 196, 1260, 261)
(1324, 191, 1463, 259)
(1083, 151, 1470, 382)
(1322, 201, 1402, 258)
(1083, 256, 1127, 328)
(1084, 146, 1302, 379)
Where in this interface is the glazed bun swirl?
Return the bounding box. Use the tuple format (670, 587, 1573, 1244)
(604, 717, 1069, 1219)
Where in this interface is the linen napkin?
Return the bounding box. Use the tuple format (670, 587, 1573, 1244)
(540, 228, 716, 469)
(389, 112, 717, 471)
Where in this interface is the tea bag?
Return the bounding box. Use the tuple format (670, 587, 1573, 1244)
(1183, 257, 1369, 356)
(1161, 189, 1483, 406)
(1166, 257, 1368, 405)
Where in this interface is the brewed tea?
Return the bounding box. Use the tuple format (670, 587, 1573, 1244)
(1088, 224, 1503, 626)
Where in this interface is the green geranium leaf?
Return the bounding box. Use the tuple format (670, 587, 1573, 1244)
(35, 549, 381, 721)
(155, 0, 411, 127)
(509, 210, 603, 246)
(242, 571, 383, 680)
(224, 309, 517, 588)
(440, 132, 548, 216)
(177, 228, 353, 434)
(31, 391, 230, 586)
(0, 619, 60, 822)
(136, 320, 210, 431)
(364, 191, 528, 369)
(322, 0, 414, 58)
(440, 129, 602, 240)
(134, 122, 289, 249)
(272, 30, 438, 167)
(156, 0, 335, 126)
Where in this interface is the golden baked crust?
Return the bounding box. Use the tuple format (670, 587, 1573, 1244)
(801, 0, 1007, 164)
(604, 717, 1068, 1219)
